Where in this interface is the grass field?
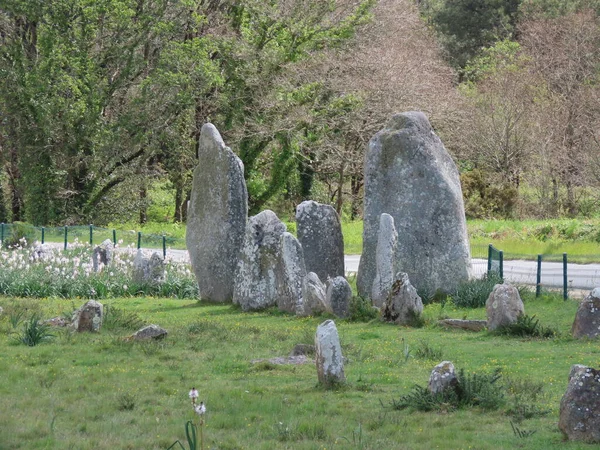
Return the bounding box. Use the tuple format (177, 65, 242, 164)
(1, 292, 598, 449)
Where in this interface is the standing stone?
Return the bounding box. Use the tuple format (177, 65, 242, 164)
(296, 201, 344, 281)
(31, 244, 51, 261)
(92, 239, 113, 272)
(315, 320, 346, 387)
(371, 213, 398, 308)
(325, 276, 352, 318)
(485, 283, 524, 331)
(382, 272, 423, 325)
(302, 272, 328, 316)
(357, 112, 471, 298)
(428, 361, 458, 395)
(559, 364, 600, 443)
(133, 251, 165, 284)
(71, 300, 103, 332)
(186, 123, 248, 302)
(233, 210, 287, 311)
(278, 232, 306, 315)
(572, 288, 600, 339)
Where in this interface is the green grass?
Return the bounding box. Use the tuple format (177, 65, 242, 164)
(0, 292, 598, 449)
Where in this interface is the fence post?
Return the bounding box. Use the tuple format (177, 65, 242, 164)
(499, 250, 504, 280)
(112, 229, 117, 246)
(563, 252, 568, 301)
(64, 226, 68, 250)
(137, 231, 141, 250)
(89, 224, 93, 246)
(41, 227, 45, 244)
(162, 235, 166, 259)
(536, 255, 542, 298)
(487, 244, 492, 275)
(1, 223, 5, 244)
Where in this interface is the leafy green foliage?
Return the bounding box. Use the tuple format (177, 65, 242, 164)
(103, 305, 147, 332)
(18, 315, 54, 347)
(450, 272, 504, 308)
(348, 296, 379, 322)
(414, 340, 443, 360)
(495, 314, 558, 338)
(461, 169, 519, 219)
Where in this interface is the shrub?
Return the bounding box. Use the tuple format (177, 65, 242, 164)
(414, 340, 443, 360)
(348, 296, 379, 322)
(2, 222, 37, 249)
(18, 315, 54, 346)
(103, 305, 147, 331)
(450, 272, 503, 308)
(495, 314, 557, 338)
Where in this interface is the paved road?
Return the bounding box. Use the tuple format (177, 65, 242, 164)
(50, 243, 600, 290)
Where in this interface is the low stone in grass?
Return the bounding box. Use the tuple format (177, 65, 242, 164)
(71, 300, 103, 332)
(428, 361, 458, 395)
(325, 276, 352, 318)
(559, 364, 600, 443)
(315, 320, 345, 387)
(130, 324, 168, 341)
(290, 343, 316, 357)
(485, 283, 524, 331)
(133, 251, 165, 284)
(45, 317, 69, 327)
(382, 272, 423, 325)
(572, 288, 600, 339)
(302, 272, 327, 316)
(93, 239, 114, 272)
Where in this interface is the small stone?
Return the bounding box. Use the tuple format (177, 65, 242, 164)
(438, 319, 487, 332)
(382, 273, 423, 325)
(92, 239, 113, 272)
(302, 272, 327, 316)
(485, 283, 524, 331)
(325, 276, 352, 318)
(572, 289, 600, 339)
(559, 364, 600, 443)
(133, 251, 165, 284)
(428, 361, 458, 395)
(44, 317, 69, 327)
(31, 244, 51, 261)
(130, 324, 168, 341)
(71, 300, 103, 332)
(315, 320, 346, 387)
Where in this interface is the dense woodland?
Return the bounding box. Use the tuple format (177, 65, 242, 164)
(1, 0, 600, 225)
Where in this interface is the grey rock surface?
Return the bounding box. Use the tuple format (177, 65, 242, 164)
(302, 272, 327, 316)
(439, 319, 487, 332)
(233, 210, 287, 311)
(278, 232, 306, 315)
(315, 320, 346, 387)
(186, 123, 248, 302)
(92, 239, 113, 272)
(428, 361, 458, 395)
(133, 251, 165, 284)
(559, 364, 600, 443)
(485, 283, 524, 331)
(572, 288, 600, 339)
(71, 300, 103, 332)
(296, 201, 344, 281)
(31, 244, 51, 261)
(382, 272, 423, 325)
(325, 276, 352, 318)
(371, 213, 398, 307)
(130, 324, 168, 341)
(357, 112, 471, 297)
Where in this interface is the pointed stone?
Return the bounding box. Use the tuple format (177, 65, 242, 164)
(315, 320, 346, 387)
(372, 213, 398, 307)
(278, 232, 306, 315)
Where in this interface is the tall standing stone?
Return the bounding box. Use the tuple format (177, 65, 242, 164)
(278, 232, 307, 315)
(325, 276, 352, 319)
(233, 210, 287, 311)
(315, 320, 346, 387)
(559, 364, 600, 443)
(357, 112, 471, 297)
(371, 213, 398, 307)
(296, 201, 344, 281)
(186, 123, 248, 302)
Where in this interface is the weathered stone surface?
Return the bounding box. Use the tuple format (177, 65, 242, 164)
(130, 324, 168, 341)
(485, 283, 524, 331)
(382, 272, 423, 325)
(315, 320, 346, 387)
(133, 251, 165, 284)
(296, 200, 344, 281)
(186, 123, 248, 302)
(357, 112, 471, 297)
(31, 244, 51, 261)
(71, 300, 103, 332)
(251, 355, 313, 366)
(92, 239, 113, 272)
(371, 213, 398, 308)
(325, 276, 352, 318)
(44, 317, 69, 327)
(439, 319, 487, 332)
(428, 361, 458, 395)
(559, 364, 600, 443)
(302, 272, 327, 316)
(278, 232, 306, 315)
(290, 343, 316, 357)
(233, 210, 287, 311)
(572, 288, 600, 339)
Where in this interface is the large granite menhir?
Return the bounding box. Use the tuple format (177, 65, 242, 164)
(357, 112, 471, 297)
(296, 200, 344, 282)
(186, 123, 248, 302)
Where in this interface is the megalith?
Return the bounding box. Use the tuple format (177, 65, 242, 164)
(485, 283, 524, 331)
(381, 272, 423, 325)
(325, 276, 352, 319)
(93, 239, 114, 272)
(559, 364, 600, 443)
(278, 232, 306, 315)
(133, 251, 165, 285)
(296, 200, 344, 281)
(371, 213, 398, 308)
(315, 320, 346, 387)
(233, 210, 287, 311)
(186, 123, 248, 302)
(357, 112, 471, 297)
(302, 272, 327, 316)
(428, 361, 458, 395)
(572, 288, 600, 339)
(71, 300, 103, 332)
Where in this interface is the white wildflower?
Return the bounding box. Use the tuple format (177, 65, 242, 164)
(189, 388, 199, 403)
(194, 402, 206, 416)
(123, 284, 128, 290)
